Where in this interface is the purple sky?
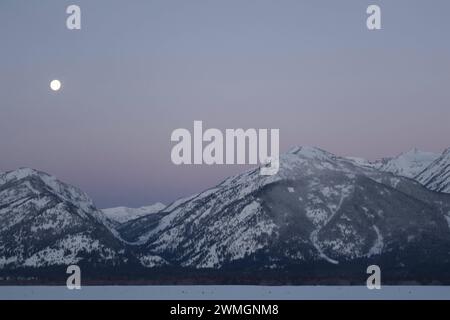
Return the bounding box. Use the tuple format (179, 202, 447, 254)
(1, 0, 450, 208)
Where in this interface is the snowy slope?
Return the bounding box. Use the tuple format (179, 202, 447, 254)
(416, 148, 450, 193)
(373, 148, 440, 178)
(344, 157, 377, 169)
(102, 203, 166, 224)
(0, 168, 128, 268)
(119, 146, 450, 270)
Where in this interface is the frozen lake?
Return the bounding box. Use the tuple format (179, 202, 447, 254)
(0, 286, 450, 300)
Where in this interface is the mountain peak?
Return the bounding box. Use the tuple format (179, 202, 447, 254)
(1, 167, 42, 181)
(288, 146, 336, 160)
(0, 167, 99, 217)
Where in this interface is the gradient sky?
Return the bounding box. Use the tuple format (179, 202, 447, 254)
(1, 0, 449, 208)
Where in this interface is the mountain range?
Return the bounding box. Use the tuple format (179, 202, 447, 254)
(1, 146, 450, 284)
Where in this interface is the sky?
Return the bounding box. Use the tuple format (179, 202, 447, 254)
(0, 0, 449, 208)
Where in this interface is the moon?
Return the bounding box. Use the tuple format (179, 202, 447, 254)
(50, 80, 62, 91)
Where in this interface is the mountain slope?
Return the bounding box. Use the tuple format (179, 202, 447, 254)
(416, 148, 450, 193)
(119, 147, 450, 276)
(102, 203, 166, 224)
(373, 148, 440, 178)
(0, 168, 127, 269)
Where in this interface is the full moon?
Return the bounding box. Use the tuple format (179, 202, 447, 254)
(50, 80, 62, 91)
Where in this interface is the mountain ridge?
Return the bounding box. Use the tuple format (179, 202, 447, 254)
(416, 148, 450, 193)
(374, 148, 440, 178)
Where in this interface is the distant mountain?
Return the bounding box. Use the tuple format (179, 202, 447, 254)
(346, 147, 450, 194)
(344, 157, 377, 169)
(416, 148, 450, 194)
(0, 168, 129, 270)
(119, 146, 450, 281)
(102, 203, 166, 224)
(373, 148, 440, 179)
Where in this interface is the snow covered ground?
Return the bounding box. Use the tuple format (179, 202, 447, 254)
(1, 286, 450, 300)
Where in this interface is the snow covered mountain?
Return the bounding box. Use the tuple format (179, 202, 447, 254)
(102, 203, 166, 224)
(373, 148, 440, 178)
(346, 147, 450, 195)
(416, 148, 450, 193)
(344, 156, 377, 169)
(2, 146, 450, 283)
(119, 146, 450, 278)
(0, 168, 128, 269)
